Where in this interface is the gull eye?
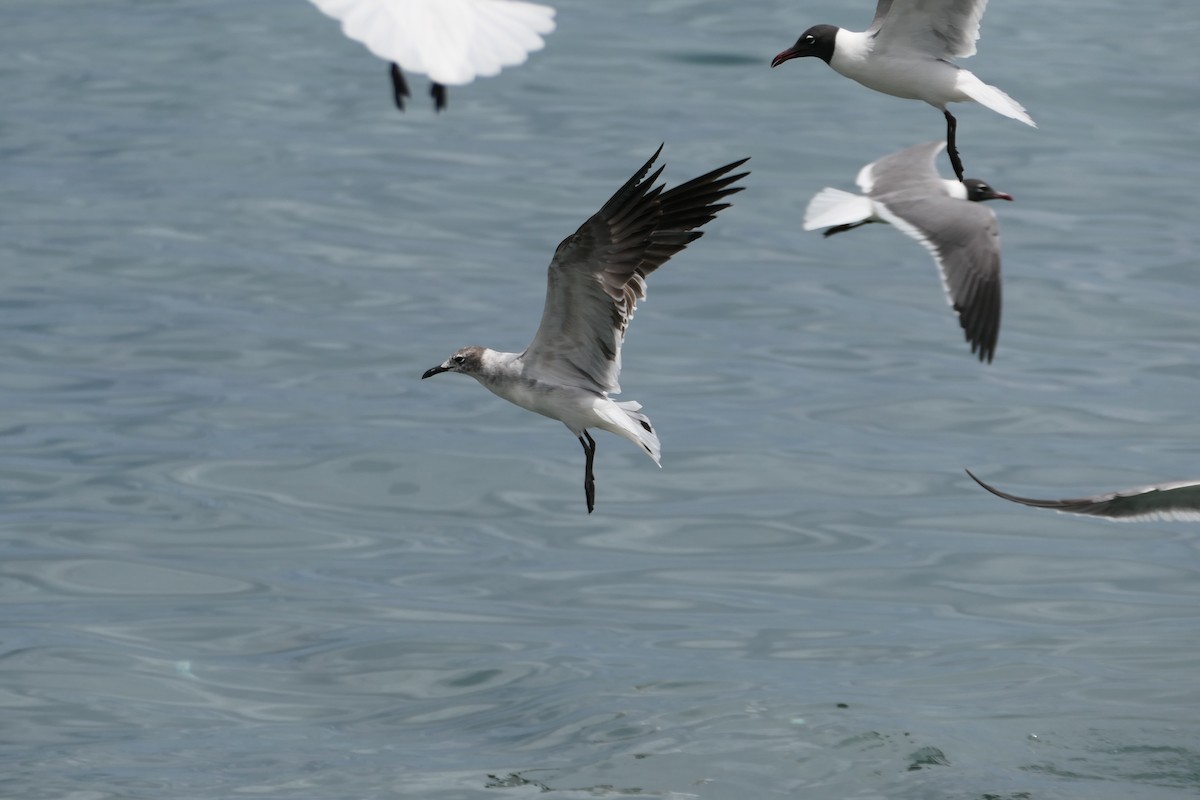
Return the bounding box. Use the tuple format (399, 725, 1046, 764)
(453, 355, 466, 365)
(804, 34, 816, 44)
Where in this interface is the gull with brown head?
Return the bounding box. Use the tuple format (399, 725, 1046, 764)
(422, 147, 749, 512)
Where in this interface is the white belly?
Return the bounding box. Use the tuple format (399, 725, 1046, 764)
(486, 376, 588, 427)
(831, 49, 965, 106)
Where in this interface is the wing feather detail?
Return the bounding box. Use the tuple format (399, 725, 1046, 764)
(521, 147, 748, 395)
(966, 470, 1200, 522)
(873, 0, 988, 59)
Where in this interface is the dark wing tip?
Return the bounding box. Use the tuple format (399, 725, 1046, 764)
(594, 145, 670, 226)
(952, 275, 1000, 364)
(966, 469, 1200, 520)
(679, 157, 751, 190)
(560, 150, 750, 296)
(634, 157, 749, 271)
(964, 468, 995, 493)
(633, 143, 666, 186)
(965, 469, 1078, 511)
(965, 468, 1034, 504)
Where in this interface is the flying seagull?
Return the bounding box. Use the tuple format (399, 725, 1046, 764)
(965, 469, 1200, 522)
(422, 147, 749, 513)
(771, 0, 1035, 181)
(804, 141, 1010, 363)
(307, 0, 556, 111)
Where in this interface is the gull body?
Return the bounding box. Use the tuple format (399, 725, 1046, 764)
(771, 0, 1034, 181)
(966, 470, 1200, 522)
(307, 0, 556, 111)
(422, 147, 748, 512)
(804, 140, 1011, 362)
(438, 348, 655, 457)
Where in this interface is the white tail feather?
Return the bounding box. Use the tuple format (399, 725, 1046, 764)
(601, 400, 661, 465)
(956, 72, 1036, 127)
(803, 188, 875, 231)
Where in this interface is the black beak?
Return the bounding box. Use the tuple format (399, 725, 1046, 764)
(421, 365, 449, 379)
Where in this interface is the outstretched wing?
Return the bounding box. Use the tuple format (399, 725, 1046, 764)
(873, 0, 988, 59)
(867, 142, 1001, 362)
(521, 147, 748, 395)
(858, 140, 947, 195)
(966, 469, 1200, 522)
(867, 0, 895, 35)
(308, 0, 556, 85)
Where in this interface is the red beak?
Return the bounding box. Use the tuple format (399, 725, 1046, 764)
(771, 47, 801, 68)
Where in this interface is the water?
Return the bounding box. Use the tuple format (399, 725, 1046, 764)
(2, 0, 1199, 797)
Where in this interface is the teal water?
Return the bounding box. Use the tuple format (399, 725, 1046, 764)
(2, 1, 1199, 797)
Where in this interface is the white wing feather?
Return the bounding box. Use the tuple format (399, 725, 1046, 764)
(873, 0, 988, 60)
(308, 0, 556, 86)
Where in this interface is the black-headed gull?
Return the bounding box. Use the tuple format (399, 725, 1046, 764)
(307, 0, 556, 111)
(804, 141, 1010, 363)
(966, 469, 1200, 522)
(771, 0, 1035, 181)
(422, 147, 749, 513)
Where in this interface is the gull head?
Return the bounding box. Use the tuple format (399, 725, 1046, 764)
(772, 25, 838, 67)
(422, 345, 486, 379)
(963, 179, 1014, 203)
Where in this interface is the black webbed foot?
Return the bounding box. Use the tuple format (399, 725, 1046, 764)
(823, 220, 873, 237)
(944, 109, 965, 182)
(431, 82, 447, 112)
(578, 431, 596, 514)
(390, 63, 410, 111)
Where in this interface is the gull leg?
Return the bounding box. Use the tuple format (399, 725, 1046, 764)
(823, 220, 874, 238)
(390, 64, 410, 111)
(578, 431, 596, 514)
(944, 109, 965, 182)
(430, 82, 447, 112)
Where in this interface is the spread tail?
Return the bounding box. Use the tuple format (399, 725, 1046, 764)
(956, 71, 1036, 127)
(803, 188, 874, 231)
(594, 400, 661, 465)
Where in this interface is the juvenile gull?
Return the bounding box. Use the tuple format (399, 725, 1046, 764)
(804, 141, 1010, 363)
(965, 469, 1200, 522)
(771, 0, 1035, 181)
(422, 147, 749, 513)
(307, 0, 556, 111)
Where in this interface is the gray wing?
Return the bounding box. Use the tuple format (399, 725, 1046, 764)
(867, 0, 895, 35)
(857, 140, 947, 195)
(867, 143, 1001, 362)
(521, 147, 748, 395)
(966, 470, 1200, 522)
(873, 0, 989, 59)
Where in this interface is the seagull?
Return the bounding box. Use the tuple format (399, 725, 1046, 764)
(804, 141, 1010, 363)
(965, 469, 1200, 522)
(307, 0, 556, 111)
(770, 0, 1035, 181)
(422, 147, 749, 513)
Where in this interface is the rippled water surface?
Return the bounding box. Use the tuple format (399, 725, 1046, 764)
(3, 1, 1199, 797)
